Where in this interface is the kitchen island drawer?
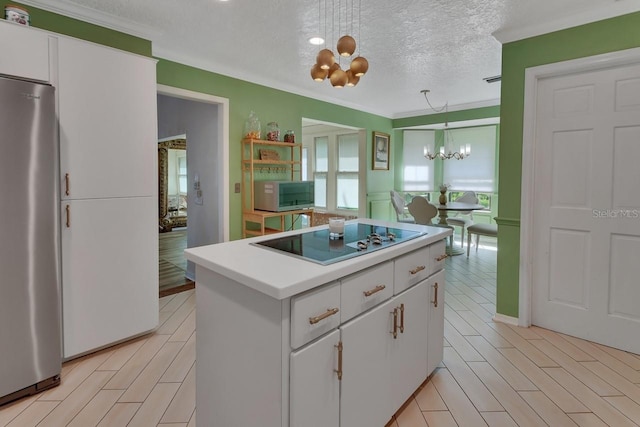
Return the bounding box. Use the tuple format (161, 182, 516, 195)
(340, 261, 393, 322)
(291, 281, 341, 349)
(393, 246, 430, 294)
(430, 239, 447, 272)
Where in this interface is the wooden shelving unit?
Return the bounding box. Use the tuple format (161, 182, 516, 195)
(241, 138, 313, 237)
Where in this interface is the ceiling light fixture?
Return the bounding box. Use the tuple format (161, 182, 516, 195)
(420, 90, 471, 160)
(310, 0, 368, 88)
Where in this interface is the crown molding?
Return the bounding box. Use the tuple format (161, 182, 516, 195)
(493, 1, 640, 43)
(17, 0, 161, 40)
(393, 98, 501, 120)
(152, 45, 394, 119)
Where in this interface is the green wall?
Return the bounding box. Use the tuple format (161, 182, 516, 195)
(497, 11, 640, 317)
(156, 59, 392, 239)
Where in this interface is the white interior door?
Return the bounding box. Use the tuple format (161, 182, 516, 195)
(531, 61, 640, 354)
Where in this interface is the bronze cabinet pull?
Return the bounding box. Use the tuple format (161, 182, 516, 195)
(435, 254, 448, 262)
(64, 173, 70, 196)
(65, 205, 70, 228)
(392, 307, 398, 339)
(399, 304, 405, 333)
(308, 307, 339, 325)
(409, 265, 426, 275)
(334, 341, 343, 380)
(432, 282, 439, 308)
(363, 284, 385, 297)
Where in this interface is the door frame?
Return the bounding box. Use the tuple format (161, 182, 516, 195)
(518, 47, 640, 327)
(157, 84, 230, 242)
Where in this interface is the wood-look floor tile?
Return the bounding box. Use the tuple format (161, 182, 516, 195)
(96, 402, 141, 427)
(169, 309, 195, 342)
(465, 335, 537, 391)
(103, 334, 170, 390)
(531, 326, 596, 362)
(160, 290, 192, 314)
(604, 396, 640, 423)
(422, 410, 458, 427)
(385, 416, 399, 427)
(66, 389, 123, 427)
(480, 411, 518, 427)
(161, 333, 196, 383)
(444, 291, 468, 311)
(127, 383, 180, 427)
(505, 324, 543, 340)
(444, 321, 484, 362)
(518, 390, 579, 426)
(187, 411, 196, 427)
(394, 398, 428, 427)
(444, 306, 480, 336)
(531, 340, 621, 397)
(561, 334, 640, 383)
(157, 424, 188, 427)
(543, 367, 637, 427)
(498, 347, 588, 413)
(157, 294, 195, 335)
(38, 371, 114, 426)
(581, 361, 640, 404)
(443, 348, 502, 412)
(568, 413, 610, 427)
(430, 368, 488, 427)
(0, 394, 39, 426)
(489, 322, 558, 367)
(5, 401, 58, 427)
(457, 311, 513, 348)
(159, 293, 177, 311)
(468, 362, 546, 427)
(97, 336, 148, 371)
(118, 341, 184, 403)
(39, 350, 113, 401)
(160, 364, 196, 424)
(414, 380, 447, 411)
(454, 294, 494, 321)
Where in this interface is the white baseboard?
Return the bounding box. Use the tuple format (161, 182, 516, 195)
(493, 313, 519, 326)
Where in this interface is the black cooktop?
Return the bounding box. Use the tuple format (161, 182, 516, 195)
(254, 223, 425, 265)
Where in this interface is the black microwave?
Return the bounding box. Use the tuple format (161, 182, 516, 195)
(254, 181, 315, 212)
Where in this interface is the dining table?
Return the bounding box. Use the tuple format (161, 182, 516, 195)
(435, 201, 485, 255)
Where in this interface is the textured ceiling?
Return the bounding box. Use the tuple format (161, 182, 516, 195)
(24, 0, 640, 118)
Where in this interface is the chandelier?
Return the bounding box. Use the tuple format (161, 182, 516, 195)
(309, 0, 368, 88)
(420, 90, 471, 160)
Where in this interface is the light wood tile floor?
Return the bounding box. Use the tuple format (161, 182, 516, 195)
(3, 236, 640, 426)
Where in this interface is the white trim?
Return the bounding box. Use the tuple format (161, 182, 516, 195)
(492, 313, 519, 326)
(157, 84, 230, 243)
(493, 2, 640, 44)
(18, 0, 161, 40)
(393, 98, 501, 120)
(519, 46, 640, 327)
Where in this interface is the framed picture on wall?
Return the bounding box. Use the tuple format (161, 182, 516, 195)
(372, 131, 390, 170)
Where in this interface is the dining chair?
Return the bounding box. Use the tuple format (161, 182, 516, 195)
(390, 190, 414, 223)
(407, 196, 454, 247)
(447, 191, 478, 248)
(466, 222, 497, 257)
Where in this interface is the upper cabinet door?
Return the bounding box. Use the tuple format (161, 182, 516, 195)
(58, 36, 157, 200)
(0, 21, 51, 82)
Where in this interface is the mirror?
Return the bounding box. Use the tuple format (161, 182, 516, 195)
(159, 138, 187, 232)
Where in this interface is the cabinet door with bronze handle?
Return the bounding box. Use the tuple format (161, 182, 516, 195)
(399, 303, 405, 333)
(392, 307, 398, 339)
(65, 204, 70, 228)
(432, 282, 439, 307)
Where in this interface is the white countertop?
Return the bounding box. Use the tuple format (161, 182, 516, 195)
(184, 219, 452, 300)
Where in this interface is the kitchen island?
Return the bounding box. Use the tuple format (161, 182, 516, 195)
(185, 219, 451, 427)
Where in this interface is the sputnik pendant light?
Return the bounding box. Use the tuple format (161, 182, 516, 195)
(310, 0, 368, 88)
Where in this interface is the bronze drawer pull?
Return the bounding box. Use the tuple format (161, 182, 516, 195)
(309, 307, 339, 325)
(335, 341, 343, 380)
(363, 285, 386, 297)
(435, 254, 448, 262)
(409, 265, 426, 275)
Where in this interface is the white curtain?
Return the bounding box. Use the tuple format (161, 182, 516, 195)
(402, 130, 435, 191)
(443, 126, 496, 192)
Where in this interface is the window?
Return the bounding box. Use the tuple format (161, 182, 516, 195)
(402, 130, 435, 191)
(304, 127, 363, 215)
(177, 155, 187, 194)
(443, 126, 496, 192)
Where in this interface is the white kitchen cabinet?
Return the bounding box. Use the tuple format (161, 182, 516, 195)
(188, 220, 451, 427)
(60, 197, 158, 358)
(0, 20, 51, 82)
(290, 330, 340, 427)
(427, 270, 446, 374)
(57, 36, 157, 200)
(53, 35, 158, 358)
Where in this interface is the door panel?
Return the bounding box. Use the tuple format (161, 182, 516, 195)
(427, 270, 445, 375)
(532, 61, 640, 354)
